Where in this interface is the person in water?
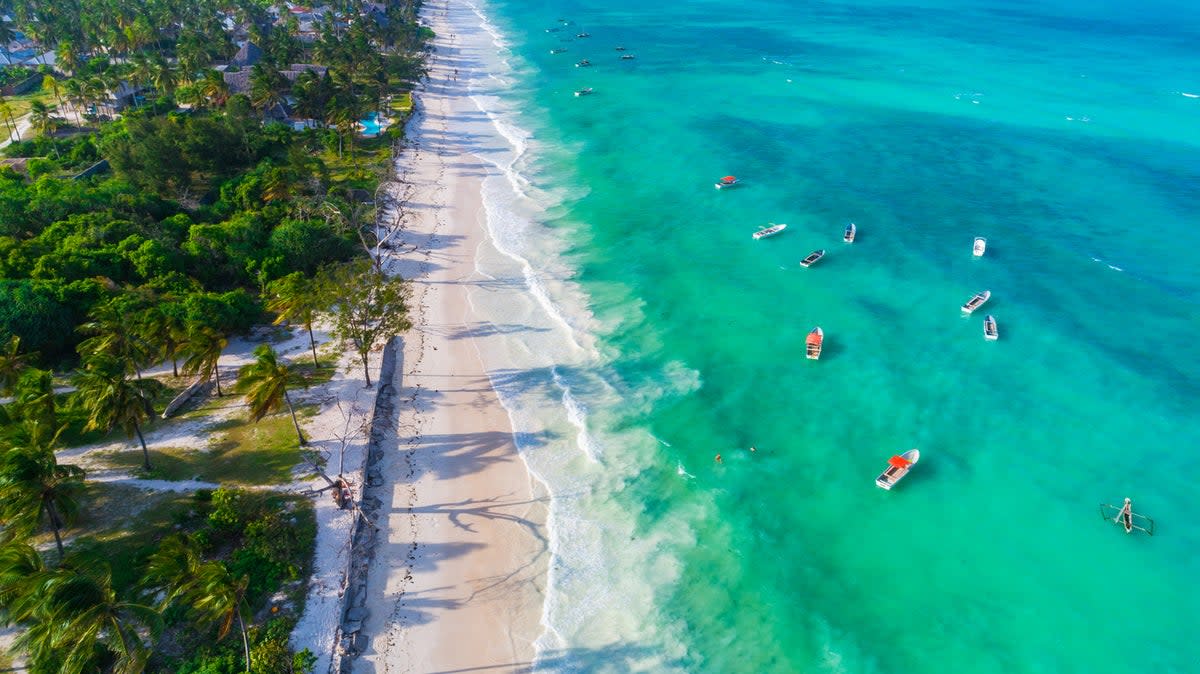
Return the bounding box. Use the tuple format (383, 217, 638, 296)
(714, 454, 722, 464)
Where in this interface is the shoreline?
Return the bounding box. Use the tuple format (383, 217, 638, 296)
(350, 1, 550, 671)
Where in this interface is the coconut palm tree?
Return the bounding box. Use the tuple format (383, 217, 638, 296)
(142, 535, 251, 671)
(72, 355, 156, 471)
(11, 368, 57, 429)
(181, 326, 228, 397)
(78, 300, 150, 380)
(0, 335, 33, 395)
(0, 99, 17, 142)
(12, 562, 160, 673)
(27, 100, 61, 138)
(235, 344, 305, 445)
(137, 303, 187, 378)
(0, 422, 85, 559)
(0, 540, 44, 625)
(200, 69, 230, 108)
(267, 272, 325, 367)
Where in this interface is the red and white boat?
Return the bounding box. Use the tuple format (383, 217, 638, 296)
(876, 449, 920, 490)
(715, 175, 739, 189)
(805, 327, 823, 360)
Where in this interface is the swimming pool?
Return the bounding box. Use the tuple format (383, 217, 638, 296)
(358, 111, 390, 137)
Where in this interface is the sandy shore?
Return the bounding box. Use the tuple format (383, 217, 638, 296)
(350, 4, 549, 672)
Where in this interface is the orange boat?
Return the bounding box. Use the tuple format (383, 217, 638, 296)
(805, 327, 823, 360)
(715, 175, 739, 189)
(876, 449, 920, 490)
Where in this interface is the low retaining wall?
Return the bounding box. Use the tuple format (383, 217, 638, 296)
(332, 335, 401, 672)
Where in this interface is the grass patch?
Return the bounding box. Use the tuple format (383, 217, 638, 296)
(63, 484, 197, 593)
(56, 375, 190, 448)
(6, 85, 55, 120)
(388, 92, 413, 114)
(294, 362, 338, 388)
(98, 406, 316, 485)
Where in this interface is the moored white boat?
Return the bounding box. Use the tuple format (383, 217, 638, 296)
(973, 237, 987, 257)
(575, 59, 591, 67)
(799, 249, 826, 268)
(876, 449, 920, 490)
(574, 87, 593, 97)
(620, 54, 636, 60)
(961, 290, 991, 314)
(844, 222, 856, 243)
(806, 327, 823, 360)
(550, 47, 567, 54)
(984, 315, 998, 340)
(752, 223, 787, 240)
(715, 175, 739, 189)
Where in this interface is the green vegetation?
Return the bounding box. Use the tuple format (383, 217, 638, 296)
(100, 405, 316, 485)
(0, 0, 425, 669)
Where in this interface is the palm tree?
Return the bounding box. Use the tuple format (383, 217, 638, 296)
(267, 272, 325, 367)
(72, 355, 156, 471)
(0, 541, 44, 625)
(0, 99, 17, 142)
(11, 368, 57, 429)
(249, 62, 289, 115)
(181, 326, 228, 396)
(138, 304, 188, 377)
(27, 100, 61, 138)
(78, 298, 150, 379)
(143, 536, 251, 670)
(62, 77, 86, 124)
(0, 422, 85, 559)
(200, 69, 230, 108)
(151, 57, 176, 96)
(13, 563, 160, 673)
(235, 344, 305, 445)
(0, 335, 33, 395)
(55, 40, 81, 77)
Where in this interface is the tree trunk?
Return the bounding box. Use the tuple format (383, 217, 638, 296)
(237, 606, 250, 673)
(47, 501, 65, 559)
(307, 323, 319, 367)
(283, 389, 306, 446)
(133, 419, 152, 471)
(213, 364, 223, 396)
(172, 357, 178, 378)
(360, 350, 373, 388)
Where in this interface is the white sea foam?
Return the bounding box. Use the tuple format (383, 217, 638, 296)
(1181, 92, 1199, 98)
(450, 1, 703, 669)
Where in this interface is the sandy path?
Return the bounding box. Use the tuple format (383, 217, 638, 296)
(350, 4, 549, 673)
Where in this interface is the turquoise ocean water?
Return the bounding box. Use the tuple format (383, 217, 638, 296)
(446, 0, 1200, 671)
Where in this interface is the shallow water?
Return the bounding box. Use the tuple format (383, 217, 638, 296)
(445, 0, 1200, 670)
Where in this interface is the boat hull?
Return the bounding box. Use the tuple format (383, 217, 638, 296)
(844, 223, 856, 243)
(973, 237, 987, 257)
(876, 449, 920, 490)
(805, 327, 823, 360)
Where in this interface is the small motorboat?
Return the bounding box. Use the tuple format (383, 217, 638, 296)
(805, 327, 823, 360)
(545, 27, 561, 33)
(550, 48, 567, 54)
(620, 54, 636, 60)
(615, 46, 627, 51)
(715, 175, 739, 189)
(576, 32, 590, 38)
(799, 249, 826, 268)
(876, 449, 920, 490)
(575, 59, 591, 67)
(983, 315, 998, 340)
(752, 223, 787, 240)
(843, 222, 856, 243)
(973, 237, 987, 257)
(961, 290, 990, 314)
(574, 87, 593, 97)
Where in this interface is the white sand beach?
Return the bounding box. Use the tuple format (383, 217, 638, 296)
(347, 4, 549, 672)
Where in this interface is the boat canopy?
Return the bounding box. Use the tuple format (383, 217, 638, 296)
(806, 332, 821, 345)
(722, 175, 736, 181)
(888, 455, 912, 468)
